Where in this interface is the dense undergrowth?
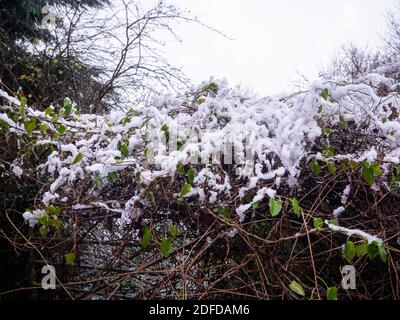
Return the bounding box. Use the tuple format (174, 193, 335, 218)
(0, 69, 400, 299)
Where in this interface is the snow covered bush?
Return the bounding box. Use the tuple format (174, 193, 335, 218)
(1, 71, 399, 299)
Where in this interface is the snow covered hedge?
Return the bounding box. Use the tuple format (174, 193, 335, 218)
(1, 73, 400, 299)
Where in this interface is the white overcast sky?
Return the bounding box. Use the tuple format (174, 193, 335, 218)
(160, 0, 397, 96)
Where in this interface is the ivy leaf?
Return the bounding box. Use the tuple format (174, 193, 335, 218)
(320, 88, 329, 101)
(269, 198, 282, 217)
(24, 117, 37, 135)
(161, 238, 171, 258)
(290, 197, 301, 218)
(119, 143, 129, 157)
(310, 160, 321, 176)
(218, 207, 231, 219)
(63, 98, 73, 115)
(343, 241, 356, 264)
(356, 241, 368, 258)
(367, 242, 379, 260)
(107, 171, 120, 182)
(362, 162, 375, 185)
(72, 153, 83, 165)
(327, 162, 337, 176)
(161, 124, 169, 132)
(141, 227, 152, 250)
(170, 225, 178, 239)
(187, 168, 196, 185)
(177, 164, 185, 177)
(313, 217, 324, 230)
(327, 287, 337, 300)
(65, 252, 75, 265)
(181, 183, 192, 196)
(56, 124, 66, 135)
(39, 123, 48, 134)
(289, 281, 305, 297)
(379, 245, 388, 263)
(39, 225, 47, 238)
(94, 175, 102, 186)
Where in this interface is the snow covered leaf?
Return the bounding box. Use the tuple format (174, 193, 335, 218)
(289, 280, 305, 297)
(72, 153, 83, 165)
(118, 143, 129, 157)
(320, 88, 329, 101)
(181, 183, 192, 196)
(24, 117, 36, 135)
(187, 168, 196, 185)
(269, 198, 282, 217)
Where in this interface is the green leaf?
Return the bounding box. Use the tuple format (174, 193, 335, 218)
(356, 241, 368, 258)
(141, 227, 152, 250)
(119, 143, 129, 157)
(349, 160, 359, 170)
(290, 197, 301, 218)
(187, 168, 196, 185)
(161, 238, 171, 258)
(181, 183, 192, 196)
(65, 252, 75, 265)
(371, 164, 382, 176)
(327, 162, 337, 176)
(94, 175, 102, 186)
(269, 198, 283, 217)
(318, 105, 323, 113)
(343, 241, 356, 264)
(170, 225, 178, 239)
(72, 153, 83, 165)
(379, 245, 388, 263)
(39, 123, 48, 134)
(39, 225, 47, 238)
(322, 128, 332, 136)
(289, 280, 305, 296)
(56, 124, 66, 135)
(362, 162, 375, 185)
(161, 124, 169, 132)
(24, 117, 37, 135)
(63, 98, 72, 115)
(218, 207, 231, 219)
(329, 219, 339, 226)
(38, 214, 51, 226)
(197, 98, 205, 105)
(320, 88, 329, 101)
(367, 242, 379, 260)
(313, 217, 324, 230)
(107, 171, 120, 182)
(327, 287, 337, 300)
(45, 205, 60, 216)
(323, 146, 335, 158)
(339, 117, 346, 131)
(177, 164, 185, 177)
(310, 160, 321, 176)
(203, 82, 219, 93)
